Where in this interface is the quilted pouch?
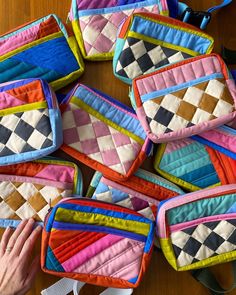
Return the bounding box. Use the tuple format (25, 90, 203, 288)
(157, 184, 236, 271)
(0, 157, 83, 228)
(87, 169, 184, 220)
(132, 54, 236, 143)
(192, 124, 236, 160)
(60, 84, 152, 181)
(0, 78, 62, 165)
(0, 14, 84, 90)
(113, 12, 214, 84)
(68, 0, 168, 60)
(154, 137, 236, 192)
(41, 197, 154, 288)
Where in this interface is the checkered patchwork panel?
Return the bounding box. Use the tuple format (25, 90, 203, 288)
(143, 78, 235, 136)
(0, 109, 53, 157)
(93, 181, 155, 220)
(63, 103, 142, 175)
(0, 180, 72, 221)
(116, 37, 192, 80)
(79, 5, 158, 56)
(171, 219, 236, 267)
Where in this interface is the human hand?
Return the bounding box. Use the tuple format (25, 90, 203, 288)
(0, 219, 42, 295)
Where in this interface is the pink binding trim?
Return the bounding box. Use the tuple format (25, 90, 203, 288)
(169, 213, 236, 234)
(157, 184, 236, 238)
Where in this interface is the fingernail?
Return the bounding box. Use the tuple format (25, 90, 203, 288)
(36, 225, 42, 231)
(29, 218, 34, 224)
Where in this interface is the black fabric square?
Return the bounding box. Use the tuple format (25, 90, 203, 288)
(117, 69, 129, 79)
(227, 229, 236, 245)
(162, 47, 178, 58)
(137, 53, 154, 73)
(164, 128, 173, 134)
(155, 58, 169, 68)
(172, 244, 182, 258)
(0, 146, 13, 156)
(127, 37, 141, 46)
(21, 143, 36, 153)
(41, 138, 53, 149)
(182, 52, 193, 59)
(143, 40, 157, 51)
(204, 221, 219, 231)
(187, 122, 195, 128)
(118, 47, 135, 68)
(182, 237, 202, 256)
(183, 227, 197, 236)
(203, 232, 225, 251)
(14, 112, 24, 118)
(35, 115, 51, 136)
(227, 219, 236, 227)
(0, 125, 12, 144)
(14, 120, 34, 141)
(154, 106, 174, 126)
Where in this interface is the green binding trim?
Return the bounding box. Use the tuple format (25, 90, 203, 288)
(191, 261, 236, 294)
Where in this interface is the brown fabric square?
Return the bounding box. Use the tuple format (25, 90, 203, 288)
(51, 196, 62, 207)
(34, 184, 45, 190)
(194, 81, 209, 91)
(153, 97, 164, 105)
(28, 192, 48, 211)
(4, 190, 25, 211)
(176, 101, 197, 121)
(199, 93, 219, 113)
(172, 88, 188, 100)
(220, 86, 235, 105)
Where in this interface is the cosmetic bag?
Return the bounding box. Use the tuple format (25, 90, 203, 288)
(132, 54, 236, 143)
(0, 157, 83, 228)
(0, 14, 84, 90)
(113, 12, 214, 84)
(60, 84, 152, 181)
(68, 0, 168, 61)
(0, 78, 62, 165)
(154, 137, 236, 192)
(87, 169, 184, 220)
(156, 184, 236, 271)
(41, 197, 155, 288)
(192, 124, 236, 160)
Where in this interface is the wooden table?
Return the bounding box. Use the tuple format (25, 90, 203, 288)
(0, 1, 236, 294)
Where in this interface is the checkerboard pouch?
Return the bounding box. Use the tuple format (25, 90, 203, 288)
(86, 169, 184, 221)
(154, 137, 236, 192)
(0, 157, 83, 228)
(113, 12, 214, 85)
(60, 84, 152, 181)
(0, 78, 63, 165)
(68, 0, 168, 61)
(156, 184, 236, 293)
(41, 197, 154, 288)
(0, 14, 84, 90)
(132, 54, 236, 143)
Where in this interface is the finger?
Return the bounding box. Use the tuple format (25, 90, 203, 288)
(19, 225, 42, 259)
(0, 227, 14, 257)
(6, 219, 28, 251)
(21, 255, 40, 295)
(12, 218, 36, 256)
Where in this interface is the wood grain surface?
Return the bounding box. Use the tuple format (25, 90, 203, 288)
(0, 0, 236, 294)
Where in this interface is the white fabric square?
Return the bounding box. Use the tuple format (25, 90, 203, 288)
(161, 94, 181, 113)
(191, 108, 211, 124)
(108, 126, 119, 135)
(82, 25, 100, 44)
(90, 152, 103, 163)
(171, 231, 191, 249)
(62, 110, 76, 129)
(0, 201, 14, 218)
(77, 124, 95, 141)
(191, 224, 213, 243)
(88, 47, 100, 55)
(124, 60, 143, 79)
(109, 163, 125, 174)
(0, 115, 20, 131)
(168, 52, 185, 63)
(177, 250, 194, 267)
(149, 120, 167, 135)
(0, 181, 15, 199)
(60, 189, 72, 198)
(215, 240, 236, 255)
(183, 87, 204, 106)
(70, 141, 82, 152)
(0, 143, 4, 153)
(97, 135, 115, 151)
(21, 109, 46, 127)
(95, 191, 113, 203)
(205, 79, 225, 98)
(17, 183, 38, 200)
(6, 133, 27, 153)
(116, 61, 123, 72)
(27, 130, 47, 149)
(143, 100, 160, 119)
(138, 207, 155, 220)
(101, 21, 118, 42)
(16, 202, 36, 219)
(194, 245, 215, 261)
(40, 186, 60, 203)
(213, 220, 235, 239)
(213, 99, 234, 117)
(130, 40, 149, 60)
(148, 45, 167, 64)
(37, 204, 50, 221)
(116, 197, 132, 209)
(168, 114, 189, 131)
(117, 144, 136, 163)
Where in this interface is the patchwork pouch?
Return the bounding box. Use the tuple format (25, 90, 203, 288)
(0, 78, 62, 165)
(87, 169, 184, 220)
(113, 12, 214, 84)
(41, 197, 154, 288)
(192, 124, 236, 160)
(157, 184, 236, 270)
(0, 14, 84, 90)
(0, 157, 83, 228)
(132, 54, 236, 143)
(60, 84, 152, 181)
(154, 137, 236, 191)
(68, 0, 168, 61)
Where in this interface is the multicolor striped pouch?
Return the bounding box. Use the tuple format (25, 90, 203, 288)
(154, 137, 236, 191)
(60, 84, 152, 181)
(157, 184, 236, 271)
(0, 157, 83, 228)
(113, 12, 214, 84)
(132, 54, 236, 143)
(0, 14, 84, 90)
(68, 0, 168, 60)
(41, 197, 154, 288)
(0, 78, 62, 165)
(87, 169, 184, 220)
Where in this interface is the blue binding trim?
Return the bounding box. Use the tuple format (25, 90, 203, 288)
(0, 219, 43, 228)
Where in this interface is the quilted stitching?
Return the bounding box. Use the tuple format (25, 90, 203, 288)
(0, 180, 72, 221)
(63, 103, 142, 175)
(0, 108, 53, 156)
(79, 5, 158, 56)
(144, 78, 235, 135)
